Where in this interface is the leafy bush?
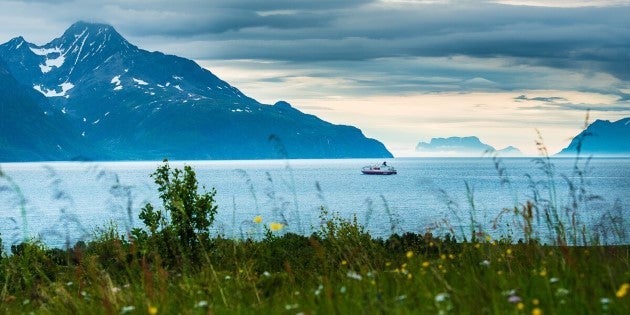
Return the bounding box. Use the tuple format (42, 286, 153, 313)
(132, 159, 218, 265)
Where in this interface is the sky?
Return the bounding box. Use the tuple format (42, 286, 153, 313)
(1, 0, 629, 156)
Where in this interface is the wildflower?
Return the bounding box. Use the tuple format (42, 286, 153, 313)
(549, 277, 559, 284)
(539, 268, 547, 277)
(224, 275, 232, 280)
(517, 302, 525, 310)
(285, 303, 299, 310)
(395, 295, 407, 301)
(340, 286, 347, 294)
(406, 250, 414, 259)
(66, 281, 73, 287)
(341, 260, 347, 265)
(195, 300, 208, 308)
(532, 307, 542, 315)
(508, 295, 522, 303)
(480, 260, 490, 267)
(269, 222, 284, 231)
(346, 271, 363, 281)
(314, 284, 324, 296)
(532, 298, 540, 306)
(385, 261, 392, 267)
(441, 254, 446, 260)
(600, 297, 610, 304)
(120, 306, 135, 314)
(475, 243, 481, 249)
(616, 283, 629, 298)
(448, 254, 455, 259)
(148, 305, 158, 315)
(422, 261, 430, 268)
(506, 248, 513, 255)
(111, 286, 121, 293)
(262, 271, 271, 277)
(555, 288, 569, 297)
(435, 292, 450, 303)
(253, 215, 262, 224)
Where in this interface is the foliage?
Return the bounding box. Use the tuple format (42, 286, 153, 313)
(132, 159, 218, 265)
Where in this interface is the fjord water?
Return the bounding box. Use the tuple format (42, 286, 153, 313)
(1, 157, 629, 248)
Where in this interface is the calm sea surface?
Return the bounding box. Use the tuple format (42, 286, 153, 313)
(1, 157, 629, 248)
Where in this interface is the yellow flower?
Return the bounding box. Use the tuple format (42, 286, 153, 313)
(269, 222, 284, 231)
(253, 215, 263, 224)
(531, 307, 542, 315)
(440, 254, 446, 260)
(539, 269, 547, 277)
(385, 261, 392, 267)
(148, 305, 158, 315)
(532, 298, 540, 306)
(506, 248, 513, 255)
(406, 251, 414, 259)
(616, 283, 630, 298)
(341, 260, 347, 265)
(422, 261, 430, 268)
(517, 302, 525, 311)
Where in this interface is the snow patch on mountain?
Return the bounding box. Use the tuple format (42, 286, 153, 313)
(133, 78, 148, 85)
(29, 46, 62, 56)
(33, 82, 75, 97)
(111, 75, 123, 90)
(40, 54, 65, 73)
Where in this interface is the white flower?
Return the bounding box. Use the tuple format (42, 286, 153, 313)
(346, 270, 363, 281)
(340, 286, 347, 294)
(435, 292, 450, 303)
(314, 284, 324, 296)
(285, 303, 299, 310)
(550, 277, 559, 284)
(480, 260, 490, 267)
(120, 306, 135, 314)
(195, 300, 208, 308)
(262, 271, 271, 277)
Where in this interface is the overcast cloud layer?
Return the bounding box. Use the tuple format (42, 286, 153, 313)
(1, 0, 629, 155)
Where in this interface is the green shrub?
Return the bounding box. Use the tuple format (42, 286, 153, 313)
(133, 159, 218, 265)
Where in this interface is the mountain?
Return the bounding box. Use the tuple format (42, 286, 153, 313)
(0, 21, 392, 161)
(0, 59, 98, 161)
(415, 136, 523, 157)
(557, 118, 630, 156)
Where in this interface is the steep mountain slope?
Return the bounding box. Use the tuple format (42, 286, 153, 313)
(0, 21, 392, 161)
(0, 60, 93, 161)
(557, 118, 630, 156)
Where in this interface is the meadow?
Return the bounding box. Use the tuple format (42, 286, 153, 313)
(0, 146, 629, 314)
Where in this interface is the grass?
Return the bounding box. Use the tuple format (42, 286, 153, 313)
(0, 128, 628, 314)
(0, 222, 628, 314)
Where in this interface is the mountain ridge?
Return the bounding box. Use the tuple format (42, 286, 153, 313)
(0, 21, 392, 161)
(557, 118, 630, 156)
(415, 136, 523, 157)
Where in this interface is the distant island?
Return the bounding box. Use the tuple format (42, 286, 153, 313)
(557, 117, 630, 156)
(0, 21, 392, 162)
(415, 136, 523, 157)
